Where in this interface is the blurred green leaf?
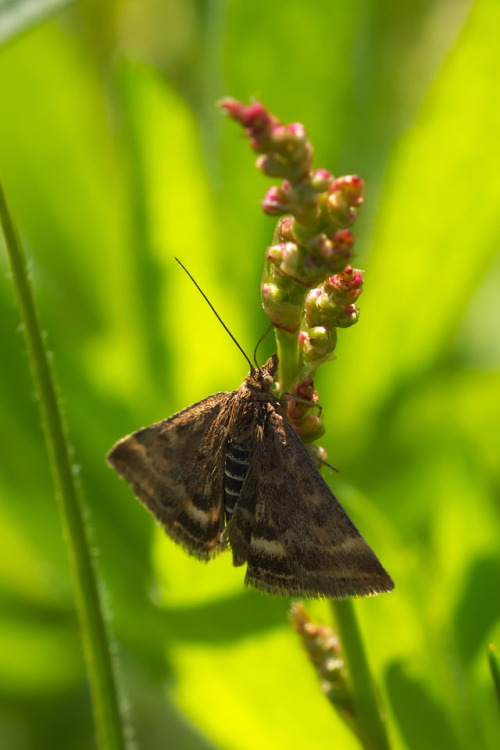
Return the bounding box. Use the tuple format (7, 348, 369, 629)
(0, 0, 74, 46)
(386, 662, 462, 750)
(455, 557, 500, 667)
(487, 644, 500, 710)
(332, 0, 500, 442)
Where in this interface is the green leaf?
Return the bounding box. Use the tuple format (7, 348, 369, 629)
(0, 0, 75, 46)
(386, 662, 461, 750)
(487, 644, 500, 710)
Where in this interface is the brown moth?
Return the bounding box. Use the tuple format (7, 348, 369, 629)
(107, 354, 394, 598)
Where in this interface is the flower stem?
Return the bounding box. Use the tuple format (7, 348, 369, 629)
(276, 328, 301, 393)
(0, 180, 127, 750)
(332, 600, 391, 750)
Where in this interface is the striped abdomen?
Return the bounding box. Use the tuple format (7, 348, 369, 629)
(224, 441, 250, 521)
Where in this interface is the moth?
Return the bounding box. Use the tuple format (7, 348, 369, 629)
(107, 353, 394, 599)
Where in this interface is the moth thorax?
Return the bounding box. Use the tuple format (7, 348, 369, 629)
(224, 441, 250, 520)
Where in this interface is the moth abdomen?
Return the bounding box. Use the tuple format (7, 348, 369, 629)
(224, 441, 251, 520)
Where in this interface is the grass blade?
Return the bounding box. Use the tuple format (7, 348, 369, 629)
(0, 179, 128, 750)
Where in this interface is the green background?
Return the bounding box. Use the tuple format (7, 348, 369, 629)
(1, 1, 499, 748)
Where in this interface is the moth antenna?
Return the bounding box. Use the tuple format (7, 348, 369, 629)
(252, 324, 273, 367)
(174, 257, 254, 372)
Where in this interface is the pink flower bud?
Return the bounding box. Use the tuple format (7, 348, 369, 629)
(295, 378, 316, 401)
(271, 124, 289, 143)
(329, 175, 364, 207)
(262, 186, 290, 215)
(331, 229, 354, 254)
(277, 216, 295, 242)
(219, 98, 278, 151)
(244, 102, 274, 132)
(288, 122, 307, 140)
(287, 382, 316, 421)
(292, 412, 325, 441)
(306, 287, 322, 304)
(311, 168, 334, 191)
(326, 175, 364, 226)
(271, 122, 307, 147)
(324, 265, 364, 304)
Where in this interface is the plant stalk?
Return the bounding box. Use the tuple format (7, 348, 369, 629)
(0, 180, 127, 750)
(332, 600, 391, 750)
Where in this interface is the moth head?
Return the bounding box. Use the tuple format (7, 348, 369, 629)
(248, 354, 279, 390)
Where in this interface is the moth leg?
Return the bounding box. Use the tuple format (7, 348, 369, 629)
(279, 392, 323, 417)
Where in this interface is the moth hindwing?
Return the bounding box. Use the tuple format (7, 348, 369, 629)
(107, 354, 394, 598)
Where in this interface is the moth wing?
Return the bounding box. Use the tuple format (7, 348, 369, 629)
(230, 409, 394, 598)
(107, 392, 233, 559)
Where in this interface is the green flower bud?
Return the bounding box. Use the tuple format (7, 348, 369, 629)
(305, 287, 335, 327)
(261, 282, 303, 332)
(302, 326, 337, 361)
(266, 243, 286, 266)
(335, 303, 360, 328)
(257, 154, 294, 180)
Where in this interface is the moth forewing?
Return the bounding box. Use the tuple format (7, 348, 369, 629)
(224, 403, 393, 598)
(107, 354, 394, 598)
(107, 392, 230, 560)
